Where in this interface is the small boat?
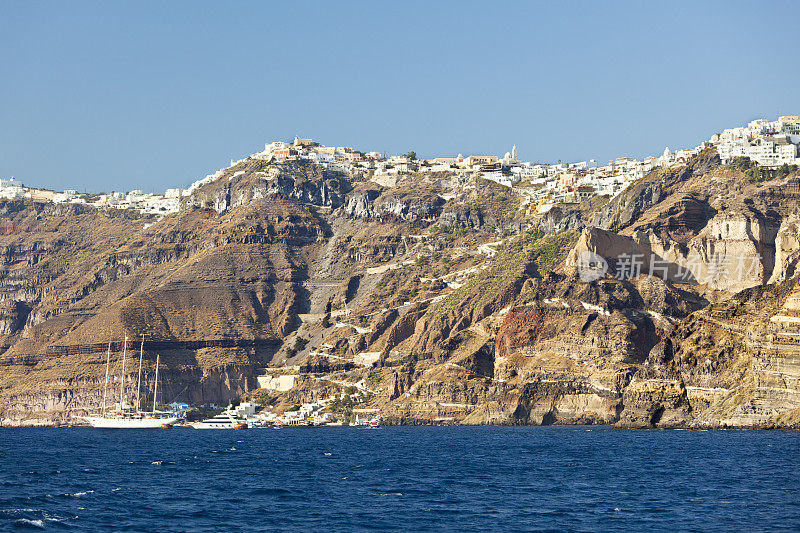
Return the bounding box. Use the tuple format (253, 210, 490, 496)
(351, 414, 381, 427)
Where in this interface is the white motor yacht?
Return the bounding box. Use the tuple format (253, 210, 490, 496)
(189, 403, 258, 429)
(189, 410, 248, 429)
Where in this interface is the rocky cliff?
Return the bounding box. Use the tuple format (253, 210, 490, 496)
(2, 153, 800, 428)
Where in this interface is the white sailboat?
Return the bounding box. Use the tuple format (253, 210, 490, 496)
(80, 336, 179, 429)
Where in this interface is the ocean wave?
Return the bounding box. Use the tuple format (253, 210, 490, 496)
(13, 518, 45, 530)
(0, 509, 37, 518)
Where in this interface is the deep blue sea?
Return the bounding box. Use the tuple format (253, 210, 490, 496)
(0, 426, 798, 532)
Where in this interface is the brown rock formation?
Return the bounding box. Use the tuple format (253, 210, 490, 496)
(4, 152, 800, 428)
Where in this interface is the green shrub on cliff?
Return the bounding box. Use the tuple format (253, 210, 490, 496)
(294, 337, 308, 351)
(425, 229, 578, 320)
(746, 167, 766, 183)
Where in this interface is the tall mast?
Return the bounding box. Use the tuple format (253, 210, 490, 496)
(101, 342, 111, 413)
(135, 335, 144, 411)
(119, 335, 127, 408)
(152, 354, 160, 415)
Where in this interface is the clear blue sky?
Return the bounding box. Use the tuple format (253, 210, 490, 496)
(1, 1, 797, 193)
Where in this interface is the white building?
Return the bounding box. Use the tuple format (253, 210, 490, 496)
(304, 152, 335, 164)
(717, 136, 798, 167)
(481, 171, 517, 187)
(53, 190, 80, 203)
(0, 178, 24, 199)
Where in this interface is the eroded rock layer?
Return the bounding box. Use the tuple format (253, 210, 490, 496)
(3, 154, 800, 428)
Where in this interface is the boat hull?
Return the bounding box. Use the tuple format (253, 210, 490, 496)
(188, 422, 239, 429)
(81, 416, 179, 429)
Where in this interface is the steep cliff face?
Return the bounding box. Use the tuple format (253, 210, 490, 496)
(0, 164, 524, 424)
(4, 153, 800, 428)
(616, 277, 800, 428)
(0, 362, 256, 426)
(328, 158, 800, 428)
(184, 159, 351, 213)
(0, 194, 325, 424)
(376, 267, 702, 426)
(769, 210, 800, 284)
(341, 175, 519, 230)
(592, 149, 721, 231)
(581, 154, 796, 295)
(539, 206, 585, 233)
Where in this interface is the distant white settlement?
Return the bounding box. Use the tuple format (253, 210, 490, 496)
(0, 178, 184, 215)
(3, 115, 799, 216)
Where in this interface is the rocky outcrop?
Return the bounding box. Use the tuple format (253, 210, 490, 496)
(343, 186, 446, 224)
(343, 189, 382, 218)
(616, 379, 692, 428)
(185, 160, 350, 213)
(539, 206, 584, 233)
(593, 150, 720, 231)
(680, 208, 780, 292)
(575, 206, 782, 293)
(438, 204, 484, 229)
(373, 192, 445, 223)
(769, 210, 800, 284)
(0, 300, 29, 336)
(565, 227, 689, 283)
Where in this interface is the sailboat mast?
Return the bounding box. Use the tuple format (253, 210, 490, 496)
(136, 336, 144, 411)
(119, 336, 127, 407)
(101, 342, 111, 413)
(152, 354, 160, 414)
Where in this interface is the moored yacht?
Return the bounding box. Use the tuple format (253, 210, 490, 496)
(82, 408, 180, 429)
(188, 411, 247, 429)
(79, 337, 179, 429)
(189, 403, 257, 429)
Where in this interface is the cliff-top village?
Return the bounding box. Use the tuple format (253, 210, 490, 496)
(2, 114, 799, 217)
